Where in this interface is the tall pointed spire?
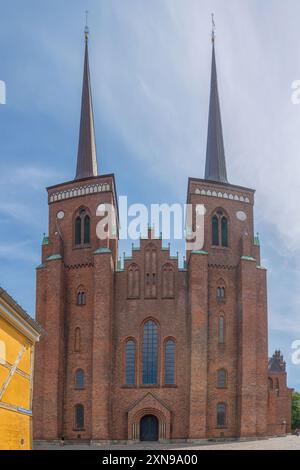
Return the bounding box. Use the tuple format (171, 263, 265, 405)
(75, 19, 98, 180)
(204, 16, 228, 184)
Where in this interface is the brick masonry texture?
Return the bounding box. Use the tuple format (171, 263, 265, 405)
(32, 175, 292, 443)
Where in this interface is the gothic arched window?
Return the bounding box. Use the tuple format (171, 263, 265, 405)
(142, 320, 158, 385)
(76, 291, 86, 306)
(84, 215, 90, 244)
(75, 217, 81, 246)
(164, 339, 175, 385)
(125, 340, 136, 385)
(217, 369, 227, 388)
(75, 369, 85, 389)
(74, 209, 91, 247)
(74, 404, 84, 430)
(221, 217, 228, 247)
(217, 286, 226, 301)
(212, 215, 219, 246)
(217, 403, 226, 427)
(219, 316, 225, 344)
(211, 210, 229, 247)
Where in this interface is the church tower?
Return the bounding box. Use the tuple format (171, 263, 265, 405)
(33, 28, 118, 441)
(32, 22, 291, 444)
(187, 26, 269, 438)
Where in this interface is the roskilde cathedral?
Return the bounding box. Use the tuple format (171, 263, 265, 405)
(32, 27, 292, 443)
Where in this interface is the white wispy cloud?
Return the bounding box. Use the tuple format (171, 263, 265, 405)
(0, 165, 59, 190)
(1, 0, 300, 386)
(0, 240, 39, 264)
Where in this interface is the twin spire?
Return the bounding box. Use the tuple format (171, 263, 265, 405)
(204, 18, 228, 183)
(75, 24, 98, 180)
(75, 18, 228, 184)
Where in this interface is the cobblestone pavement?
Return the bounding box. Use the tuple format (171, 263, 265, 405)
(35, 435, 300, 450)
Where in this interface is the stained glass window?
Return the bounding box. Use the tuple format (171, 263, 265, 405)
(142, 321, 158, 385)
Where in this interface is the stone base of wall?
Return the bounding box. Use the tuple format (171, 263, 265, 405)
(34, 434, 289, 448)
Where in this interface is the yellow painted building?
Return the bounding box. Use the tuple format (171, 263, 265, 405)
(0, 288, 43, 450)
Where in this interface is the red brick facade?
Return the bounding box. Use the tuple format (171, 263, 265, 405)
(32, 175, 292, 443)
(32, 30, 292, 443)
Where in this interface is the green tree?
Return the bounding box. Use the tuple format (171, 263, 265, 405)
(292, 391, 300, 429)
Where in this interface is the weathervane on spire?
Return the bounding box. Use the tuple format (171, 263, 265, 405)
(84, 10, 89, 41)
(211, 13, 215, 44)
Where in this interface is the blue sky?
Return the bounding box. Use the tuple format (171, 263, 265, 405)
(0, 0, 300, 390)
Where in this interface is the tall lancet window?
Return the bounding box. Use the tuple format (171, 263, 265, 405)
(217, 403, 226, 427)
(128, 264, 140, 299)
(221, 217, 228, 247)
(142, 320, 158, 385)
(164, 339, 175, 385)
(212, 215, 219, 246)
(75, 217, 82, 245)
(74, 208, 91, 247)
(84, 215, 90, 244)
(219, 316, 225, 344)
(145, 244, 157, 298)
(75, 404, 84, 430)
(211, 210, 229, 248)
(125, 340, 136, 385)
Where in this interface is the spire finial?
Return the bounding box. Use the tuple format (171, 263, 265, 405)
(84, 10, 89, 41)
(211, 13, 215, 44)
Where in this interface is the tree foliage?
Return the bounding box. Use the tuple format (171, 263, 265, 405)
(292, 391, 300, 429)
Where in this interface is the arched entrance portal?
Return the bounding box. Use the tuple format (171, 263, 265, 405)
(140, 415, 159, 442)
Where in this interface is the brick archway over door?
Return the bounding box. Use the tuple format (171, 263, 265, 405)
(127, 393, 171, 441)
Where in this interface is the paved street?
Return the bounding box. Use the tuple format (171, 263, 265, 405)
(35, 435, 300, 450)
